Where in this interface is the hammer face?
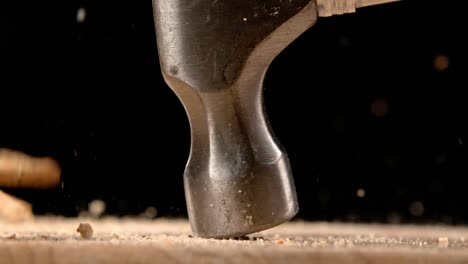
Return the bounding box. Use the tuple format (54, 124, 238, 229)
(153, 1, 318, 238)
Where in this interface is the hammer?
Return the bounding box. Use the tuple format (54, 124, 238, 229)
(152, 0, 399, 238)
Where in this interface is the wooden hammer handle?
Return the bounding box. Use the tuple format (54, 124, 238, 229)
(0, 149, 61, 189)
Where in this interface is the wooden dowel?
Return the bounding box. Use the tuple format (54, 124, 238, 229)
(0, 149, 61, 189)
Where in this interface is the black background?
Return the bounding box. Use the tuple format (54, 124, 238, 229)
(1, 0, 467, 224)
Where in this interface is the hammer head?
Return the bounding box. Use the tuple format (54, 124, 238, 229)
(152, 0, 318, 238)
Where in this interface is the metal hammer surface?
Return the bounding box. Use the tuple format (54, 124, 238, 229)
(152, 0, 398, 238)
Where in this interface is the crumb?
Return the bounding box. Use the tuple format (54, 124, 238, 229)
(112, 233, 119, 239)
(188, 235, 193, 238)
(438, 237, 449, 248)
(275, 239, 285, 245)
(40, 234, 49, 239)
(76, 223, 93, 239)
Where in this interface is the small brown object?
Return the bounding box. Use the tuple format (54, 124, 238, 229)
(76, 223, 94, 239)
(275, 239, 285, 245)
(0, 149, 61, 189)
(0, 190, 33, 222)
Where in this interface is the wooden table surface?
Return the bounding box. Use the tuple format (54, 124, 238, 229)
(2, 216, 468, 263)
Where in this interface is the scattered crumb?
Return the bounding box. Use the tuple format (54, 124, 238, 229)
(438, 237, 449, 248)
(275, 239, 285, 245)
(188, 234, 193, 238)
(112, 233, 119, 239)
(77, 223, 93, 239)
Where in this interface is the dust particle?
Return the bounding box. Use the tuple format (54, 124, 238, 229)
(143, 206, 157, 219)
(433, 55, 449, 72)
(76, 8, 86, 23)
(371, 98, 388, 117)
(356, 188, 366, 198)
(89, 199, 106, 217)
(77, 223, 93, 239)
(409, 201, 424, 217)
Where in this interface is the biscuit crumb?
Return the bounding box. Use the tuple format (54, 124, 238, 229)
(76, 223, 93, 239)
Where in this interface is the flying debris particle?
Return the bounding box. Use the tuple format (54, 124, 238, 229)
(76, 8, 86, 23)
(409, 201, 424, 217)
(371, 98, 388, 117)
(433, 55, 449, 72)
(88, 200, 106, 217)
(143, 207, 158, 218)
(356, 188, 366, 198)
